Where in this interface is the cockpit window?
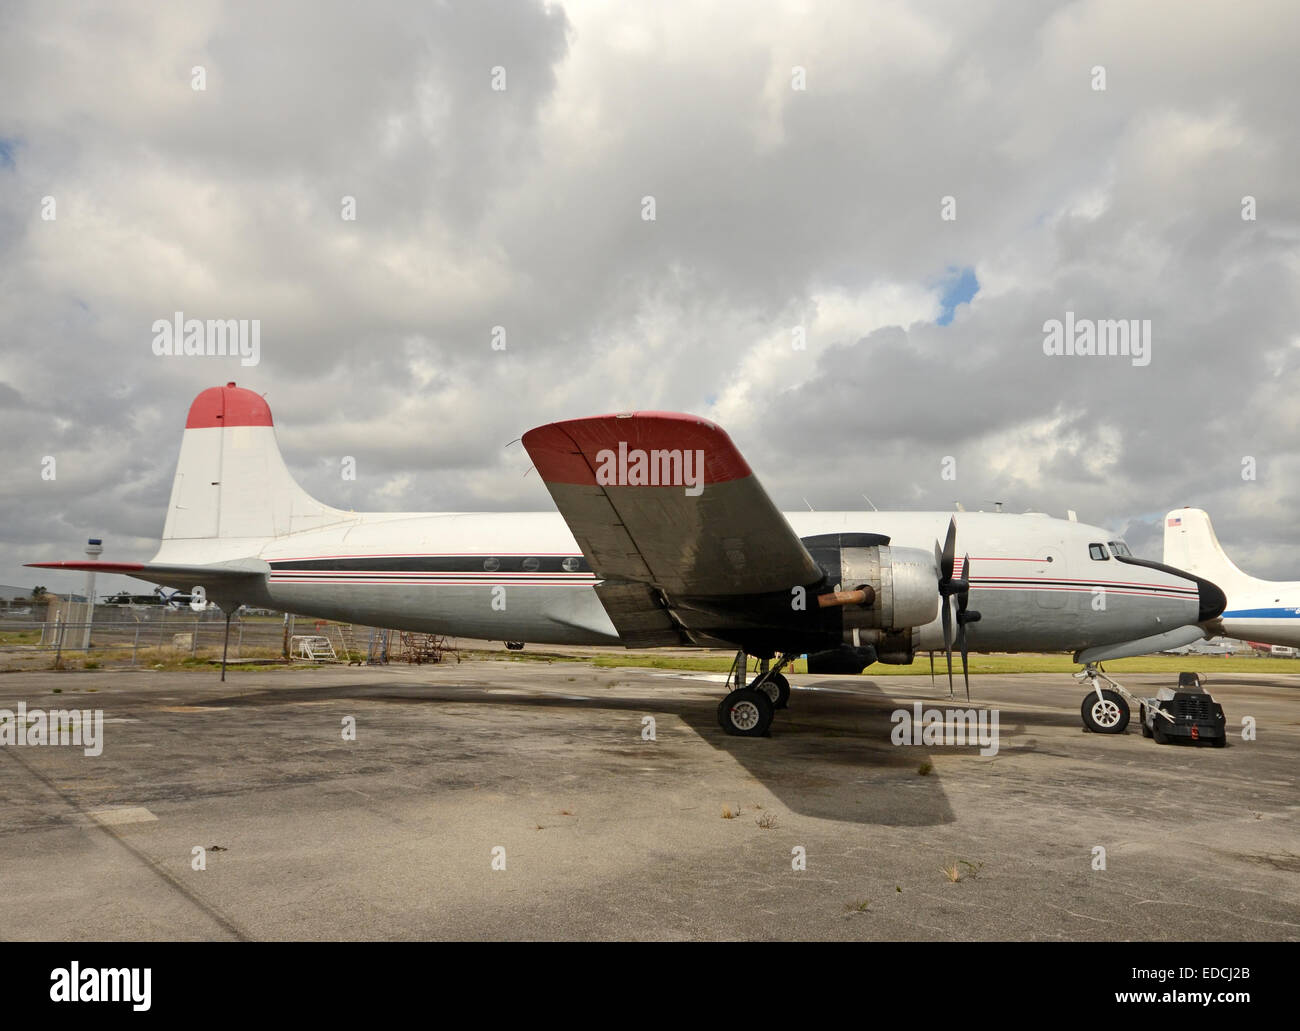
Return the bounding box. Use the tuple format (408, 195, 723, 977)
(1089, 543, 1109, 561)
(1108, 541, 1131, 558)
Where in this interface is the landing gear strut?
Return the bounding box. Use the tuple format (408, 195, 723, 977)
(717, 652, 795, 736)
(1075, 664, 1132, 734)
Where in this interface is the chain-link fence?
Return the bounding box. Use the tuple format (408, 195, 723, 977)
(0, 606, 458, 670)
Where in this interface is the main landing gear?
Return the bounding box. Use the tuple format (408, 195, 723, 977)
(1075, 664, 1132, 734)
(717, 653, 794, 737)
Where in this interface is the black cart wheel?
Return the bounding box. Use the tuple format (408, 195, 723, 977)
(717, 688, 775, 737)
(1081, 689, 1129, 734)
(1139, 704, 1153, 738)
(752, 671, 791, 710)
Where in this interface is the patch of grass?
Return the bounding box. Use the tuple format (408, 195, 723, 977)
(942, 859, 984, 883)
(844, 899, 872, 913)
(721, 805, 737, 820)
(464, 648, 1300, 676)
(0, 630, 42, 645)
(918, 759, 933, 776)
(755, 812, 778, 830)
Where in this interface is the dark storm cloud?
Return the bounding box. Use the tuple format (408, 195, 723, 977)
(1, 0, 1298, 599)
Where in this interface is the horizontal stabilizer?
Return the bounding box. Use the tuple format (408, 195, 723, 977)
(26, 559, 269, 592)
(28, 558, 268, 576)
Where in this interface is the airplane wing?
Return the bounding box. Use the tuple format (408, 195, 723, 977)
(522, 412, 825, 647)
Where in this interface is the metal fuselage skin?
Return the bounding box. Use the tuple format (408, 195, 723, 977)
(1218, 586, 1300, 647)
(211, 509, 1202, 656)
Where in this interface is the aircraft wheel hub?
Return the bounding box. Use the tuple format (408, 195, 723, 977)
(1091, 699, 1122, 728)
(729, 700, 761, 731)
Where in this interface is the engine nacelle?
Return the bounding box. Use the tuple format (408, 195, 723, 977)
(837, 543, 941, 632)
(799, 534, 940, 665)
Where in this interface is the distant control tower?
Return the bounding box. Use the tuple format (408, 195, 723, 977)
(81, 537, 102, 651)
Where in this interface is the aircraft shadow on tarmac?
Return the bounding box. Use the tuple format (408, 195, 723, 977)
(193, 672, 1081, 826)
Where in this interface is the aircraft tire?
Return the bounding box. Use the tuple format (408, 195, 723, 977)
(717, 688, 774, 737)
(1081, 689, 1129, 734)
(752, 672, 791, 710)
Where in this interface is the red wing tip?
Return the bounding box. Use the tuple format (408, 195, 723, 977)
(546, 410, 717, 429)
(522, 411, 750, 486)
(522, 411, 718, 445)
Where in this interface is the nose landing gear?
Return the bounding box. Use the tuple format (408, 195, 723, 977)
(1075, 664, 1132, 734)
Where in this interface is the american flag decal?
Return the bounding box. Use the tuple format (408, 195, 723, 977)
(1167, 517, 1182, 527)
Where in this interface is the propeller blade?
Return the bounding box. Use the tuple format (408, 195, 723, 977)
(934, 527, 963, 696)
(957, 617, 970, 701)
(942, 595, 953, 695)
(941, 516, 957, 580)
(957, 556, 974, 701)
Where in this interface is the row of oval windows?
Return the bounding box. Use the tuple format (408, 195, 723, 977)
(481, 557, 584, 572)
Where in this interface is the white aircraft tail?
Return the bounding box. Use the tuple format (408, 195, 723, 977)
(157, 383, 347, 555)
(1162, 508, 1259, 595)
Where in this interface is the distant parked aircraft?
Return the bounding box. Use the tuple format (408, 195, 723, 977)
(1164, 507, 1300, 648)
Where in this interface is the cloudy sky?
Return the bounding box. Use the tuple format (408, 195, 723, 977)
(2, 0, 1298, 598)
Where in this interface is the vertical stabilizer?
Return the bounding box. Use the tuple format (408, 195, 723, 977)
(160, 383, 346, 550)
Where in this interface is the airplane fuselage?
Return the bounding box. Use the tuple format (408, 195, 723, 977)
(181, 509, 1203, 656)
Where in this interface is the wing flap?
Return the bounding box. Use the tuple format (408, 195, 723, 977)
(594, 581, 688, 647)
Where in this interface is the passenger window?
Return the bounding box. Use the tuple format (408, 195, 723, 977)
(1089, 543, 1109, 560)
(561, 557, 581, 572)
(522, 557, 541, 572)
(483, 557, 500, 572)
